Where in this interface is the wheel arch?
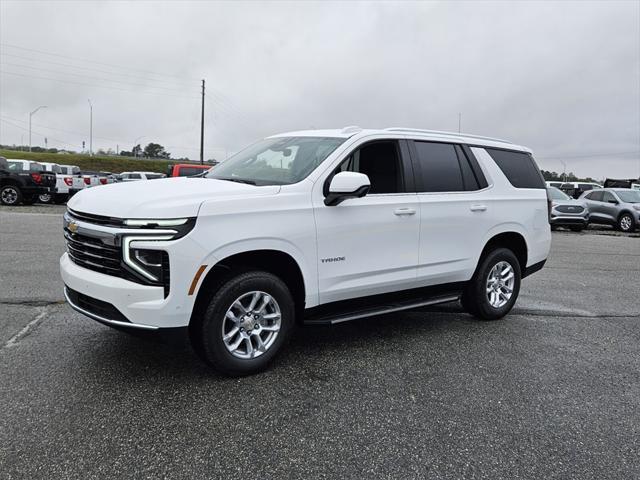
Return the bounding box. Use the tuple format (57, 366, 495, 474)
(478, 231, 528, 275)
(189, 249, 307, 332)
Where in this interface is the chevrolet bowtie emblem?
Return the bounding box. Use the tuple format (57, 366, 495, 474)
(68, 222, 79, 233)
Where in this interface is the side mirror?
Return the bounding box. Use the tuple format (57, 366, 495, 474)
(324, 172, 370, 206)
(608, 199, 618, 204)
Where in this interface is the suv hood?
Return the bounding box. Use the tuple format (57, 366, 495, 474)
(68, 177, 280, 218)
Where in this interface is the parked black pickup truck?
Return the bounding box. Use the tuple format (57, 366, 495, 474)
(0, 157, 57, 206)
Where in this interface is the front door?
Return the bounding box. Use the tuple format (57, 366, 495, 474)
(313, 139, 420, 304)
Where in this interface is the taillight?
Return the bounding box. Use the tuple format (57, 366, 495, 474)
(546, 191, 552, 223)
(99, 178, 107, 185)
(30, 173, 42, 184)
(84, 177, 91, 185)
(64, 177, 73, 186)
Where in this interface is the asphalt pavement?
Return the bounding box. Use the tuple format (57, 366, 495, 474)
(1, 208, 639, 479)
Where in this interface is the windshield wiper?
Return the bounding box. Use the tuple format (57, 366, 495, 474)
(213, 177, 256, 185)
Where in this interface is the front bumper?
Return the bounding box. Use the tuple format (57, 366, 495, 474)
(550, 214, 589, 227)
(60, 253, 191, 329)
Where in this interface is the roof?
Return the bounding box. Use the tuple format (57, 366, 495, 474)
(269, 126, 530, 152)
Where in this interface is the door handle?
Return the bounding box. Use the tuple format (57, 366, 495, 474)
(394, 207, 416, 216)
(470, 204, 487, 212)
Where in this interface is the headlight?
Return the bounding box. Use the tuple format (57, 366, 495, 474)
(122, 235, 174, 282)
(119, 218, 195, 283)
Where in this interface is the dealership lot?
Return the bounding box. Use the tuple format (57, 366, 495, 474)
(1, 208, 639, 479)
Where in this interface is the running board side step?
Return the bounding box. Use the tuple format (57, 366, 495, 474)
(303, 294, 460, 326)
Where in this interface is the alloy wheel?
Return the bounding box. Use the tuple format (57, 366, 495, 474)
(221, 291, 282, 359)
(1, 187, 18, 205)
(620, 215, 632, 232)
(486, 261, 515, 308)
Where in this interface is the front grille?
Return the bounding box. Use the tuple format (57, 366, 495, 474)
(64, 230, 125, 278)
(556, 205, 585, 214)
(64, 227, 171, 298)
(66, 287, 129, 323)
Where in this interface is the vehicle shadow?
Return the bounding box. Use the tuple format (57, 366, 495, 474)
(79, 303, 474, 382)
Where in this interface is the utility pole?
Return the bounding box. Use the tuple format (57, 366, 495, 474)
(29, 105, 47, 151)
(134, 136, 145, 158)
(561, 161, 567, 182)
(200, 79, 205, 165)
(458, 113, 462, 133)
(87, 99, 93, 156)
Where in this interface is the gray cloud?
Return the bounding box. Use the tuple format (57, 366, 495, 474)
(0, 0, 638, 179)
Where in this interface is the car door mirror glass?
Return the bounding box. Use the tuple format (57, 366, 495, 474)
(325, 172, 370, 206)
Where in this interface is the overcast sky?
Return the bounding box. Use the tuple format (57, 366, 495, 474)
(1, 0, 639, 179)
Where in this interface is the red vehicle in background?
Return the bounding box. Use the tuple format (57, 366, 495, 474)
(166, 164, 211, 177)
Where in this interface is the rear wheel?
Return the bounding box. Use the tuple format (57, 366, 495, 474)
(38, 193, 53, 204)
(0, 185, 22, 205)
(195, 271, 295, 376)
(461, 248, 521, 320)
(618, 213, 635, 233)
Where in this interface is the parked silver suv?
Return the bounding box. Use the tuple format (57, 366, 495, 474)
(580, 188, 640, 232)
(547, 187, 588, 232)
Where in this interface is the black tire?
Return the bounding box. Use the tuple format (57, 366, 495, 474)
(38, 193, 53, 204)
(461, 248, 521, 320)
(569, 225, 584, 232)
(0, 185, 23, 205)
(550, 225, 558, 231)
(195, 271, 295, 376)
(618, 213, 636, 233)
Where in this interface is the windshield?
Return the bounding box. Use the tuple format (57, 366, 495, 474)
(616, 190, 640, 203)
(548, 187, 571, 201)
(206, 136, 346, 186)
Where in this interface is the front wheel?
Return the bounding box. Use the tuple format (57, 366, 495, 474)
(195, 271, 295, 376)
(461, 248, 521, 320)
(1, 185, 22, 205)
(618, 213, 635, 233)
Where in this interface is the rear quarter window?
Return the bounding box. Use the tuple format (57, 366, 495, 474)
(485, 148, 545, 189)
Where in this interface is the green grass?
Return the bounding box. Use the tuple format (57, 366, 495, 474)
(0, 149, 173, 174)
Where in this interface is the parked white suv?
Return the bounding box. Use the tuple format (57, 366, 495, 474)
(60, 127, 551, 375)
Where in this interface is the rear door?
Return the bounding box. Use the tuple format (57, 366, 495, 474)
(583, 190, 606, 224)
(410, 141, 491, 284)
(313, 139, 420, 303)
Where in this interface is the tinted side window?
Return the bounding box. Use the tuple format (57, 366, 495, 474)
(335, 140, 404, 194)
(130, 174, 141, 179)
(485, 148, 545, 189)
(602, 191, 616, 203)
(588, 191, 604, 201)
(413, 141, 464, 192)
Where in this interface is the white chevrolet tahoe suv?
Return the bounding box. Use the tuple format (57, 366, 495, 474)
(60, 127, 551, 375)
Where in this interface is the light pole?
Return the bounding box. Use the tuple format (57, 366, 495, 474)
(29, 105, 47, 152)
(87, 99, 93, 156)
(561, 161, 567, 182)
(134, 136, 145, 158)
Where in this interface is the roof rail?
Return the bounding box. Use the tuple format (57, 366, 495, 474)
(341, 125, 362, 134)
(385, 127, 513, 145)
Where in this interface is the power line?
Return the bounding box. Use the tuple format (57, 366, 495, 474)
(0, 52, 195, 88)
(0, 61, 196, 93)
(1, 118, 75, 146)
(1, 43, 199, 81)
(0, 70, 200, 99)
